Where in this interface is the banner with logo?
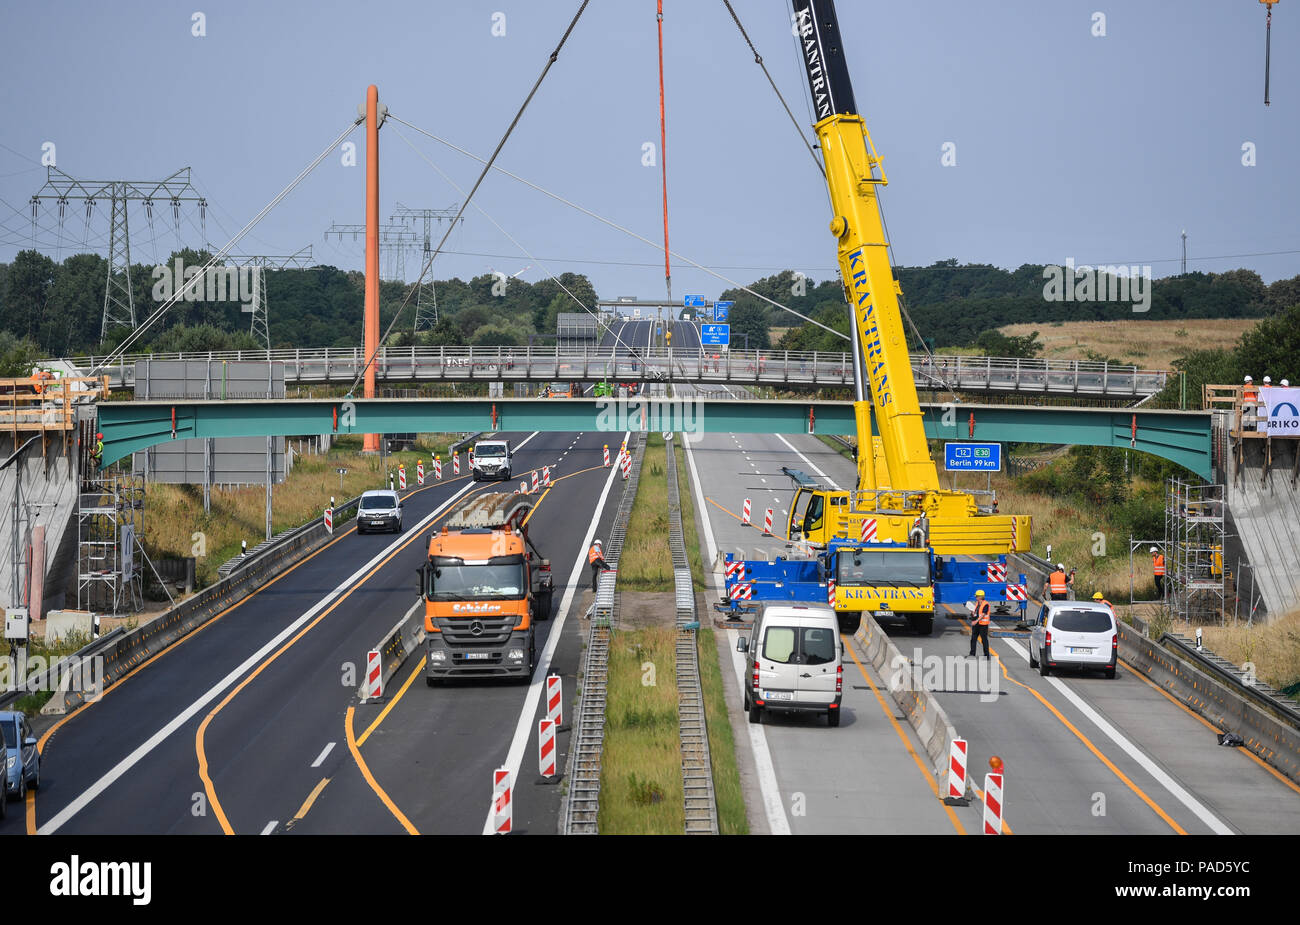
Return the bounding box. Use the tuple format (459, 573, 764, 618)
(1260, 387, 1300, 434)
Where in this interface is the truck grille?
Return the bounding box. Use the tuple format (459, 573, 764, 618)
(436, 616, 516, 645)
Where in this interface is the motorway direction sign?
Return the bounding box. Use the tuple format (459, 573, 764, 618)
(944, 442, 1002, 471)
(701, 323, 730, 345)
(683, 294, 706, 308)
(713, 300, 732, 322)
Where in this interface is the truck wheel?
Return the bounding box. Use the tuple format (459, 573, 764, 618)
(837, 612, 861, 635)
(538, 591, 553, 621)
(911, 615, 934, 636)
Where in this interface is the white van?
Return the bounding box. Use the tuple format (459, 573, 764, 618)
(736, 604, 843, 726)
(471, 440, 512, 481)
(1029, 600, 1118, 678)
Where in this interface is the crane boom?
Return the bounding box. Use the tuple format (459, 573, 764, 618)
(792, 0, 938, 493)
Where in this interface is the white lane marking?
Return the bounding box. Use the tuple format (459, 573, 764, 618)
(483, 431, 631, 835)
(999, 637, 1235, 835)
(311, 742, 335, 768)
(684, 435, 791, 835)
(261, 820, 277, 835)
(775, 434, 841, 490)
(760, 478, 766, 484)
(35, 436, 551, 835)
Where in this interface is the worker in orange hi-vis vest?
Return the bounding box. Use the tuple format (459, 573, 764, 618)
(1092, 591, 1113, 611)
(1047, 563, 1069, 600)
(588, 539, 609, 592)
(1151, 546, 1166, 597)
(969, 590, 992, 658)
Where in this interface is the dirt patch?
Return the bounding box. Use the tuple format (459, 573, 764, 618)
(617, 591, 680, 630)
(998, 318, 1257, 370)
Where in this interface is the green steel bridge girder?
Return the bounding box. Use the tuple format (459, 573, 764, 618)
(95, 397, 1214, 479)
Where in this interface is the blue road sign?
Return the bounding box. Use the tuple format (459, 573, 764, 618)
(684, 294, 706, 308)
(943, 442, 1002, 472)
(701, 324, 730, 345)
(713, 300, 732, 322)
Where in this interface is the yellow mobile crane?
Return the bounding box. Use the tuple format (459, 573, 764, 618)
(786, 0, 1029, 557)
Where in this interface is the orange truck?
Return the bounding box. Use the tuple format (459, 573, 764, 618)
(420, 492, 553, 684)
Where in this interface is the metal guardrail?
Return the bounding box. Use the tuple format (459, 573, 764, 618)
(666, 437, 720, 835)
(217, 495, 360, 578)
(1160, 632, 1300, 727)
(563, 435, 644, 835)
(62, 346, 1168, 398)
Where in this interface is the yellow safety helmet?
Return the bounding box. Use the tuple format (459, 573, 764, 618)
(975, 589, 985, 598)
(1092, 592, 1104, 601)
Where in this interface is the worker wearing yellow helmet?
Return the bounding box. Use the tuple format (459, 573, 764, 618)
(1092, 591, 1113, 610)
(969, 589, 992, 658)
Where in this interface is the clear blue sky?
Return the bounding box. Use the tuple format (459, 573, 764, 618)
(2, 0, 1296, 306)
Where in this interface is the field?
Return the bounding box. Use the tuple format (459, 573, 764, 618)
(999, 318, 1256, 370)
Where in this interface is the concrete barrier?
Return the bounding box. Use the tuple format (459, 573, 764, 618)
(1118, 622, 1300, 785)
(356, 599, 425, 699)
(852, 614, 963, 788)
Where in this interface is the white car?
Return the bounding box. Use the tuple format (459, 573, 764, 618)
(356, 489, 403, 534)
(737, 604, 844, 727)
(472, 440, 512, 481)
(1028, 600, 1118, 678)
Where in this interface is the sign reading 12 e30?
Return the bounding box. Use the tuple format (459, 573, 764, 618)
(944, 442, 1001, 471)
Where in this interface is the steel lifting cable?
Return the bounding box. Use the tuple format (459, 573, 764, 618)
(348, 0, 592, 396)
(390, 123, 643, 358)
(390, 120, 634, 353)
(658, 0, 672, 302)
(90, 117, 365, 375)
(722, 0, 824, 177)
(389, 115, 848, 342)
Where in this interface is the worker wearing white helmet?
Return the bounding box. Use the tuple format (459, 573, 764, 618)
(1263, 376, 1272, 386)
(1152, 546, 1166, 597)
(1048, 562, 1069, 600)
(969, 589, 992, 657)
(1282, 379, 1291, 387)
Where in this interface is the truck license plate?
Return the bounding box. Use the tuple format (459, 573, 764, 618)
(465, 652, 491, 660)
(764, 691, 793, 701)
(1069, 646, 1092, 655)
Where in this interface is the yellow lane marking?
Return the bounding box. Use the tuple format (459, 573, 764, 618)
(293, 777, 330, 821)
(707, 497, 741, 521)
(357, 655, 426, 748)
(941, 602, 1187, 834)
(30, 516, 367, 835)
(842, 634, 968, 835)
(196, 486, 458, 834)
(346, 706, 419, 834)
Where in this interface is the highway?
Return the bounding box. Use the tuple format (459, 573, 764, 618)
(12, 429, 626, 835)
(681, 426, 1300, 834)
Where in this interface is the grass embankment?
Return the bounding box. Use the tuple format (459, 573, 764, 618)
(999, 318, 1256, 370)
(598, 626, 683, 834)
(140, 433, 464, 588)
(698, 627, 748, 833)
(1195, 610, 1300, 695)
(8, 629, 103, 717)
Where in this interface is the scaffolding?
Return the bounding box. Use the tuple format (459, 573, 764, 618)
(77, 472, 145, 615)
(1164, 478, 1230, 625)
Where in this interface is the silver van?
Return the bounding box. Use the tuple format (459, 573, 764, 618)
(1029, 600, 1118, 678)
(737, 604, 843, 726)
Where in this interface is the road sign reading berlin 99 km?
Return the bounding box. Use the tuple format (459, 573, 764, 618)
(944, 442, 1002, 472)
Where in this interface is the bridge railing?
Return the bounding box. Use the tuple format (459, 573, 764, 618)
(62, 345, 1166, 396)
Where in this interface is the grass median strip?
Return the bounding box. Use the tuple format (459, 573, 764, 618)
(699, 627, 748, 834)
(598, 626, 683, 834)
